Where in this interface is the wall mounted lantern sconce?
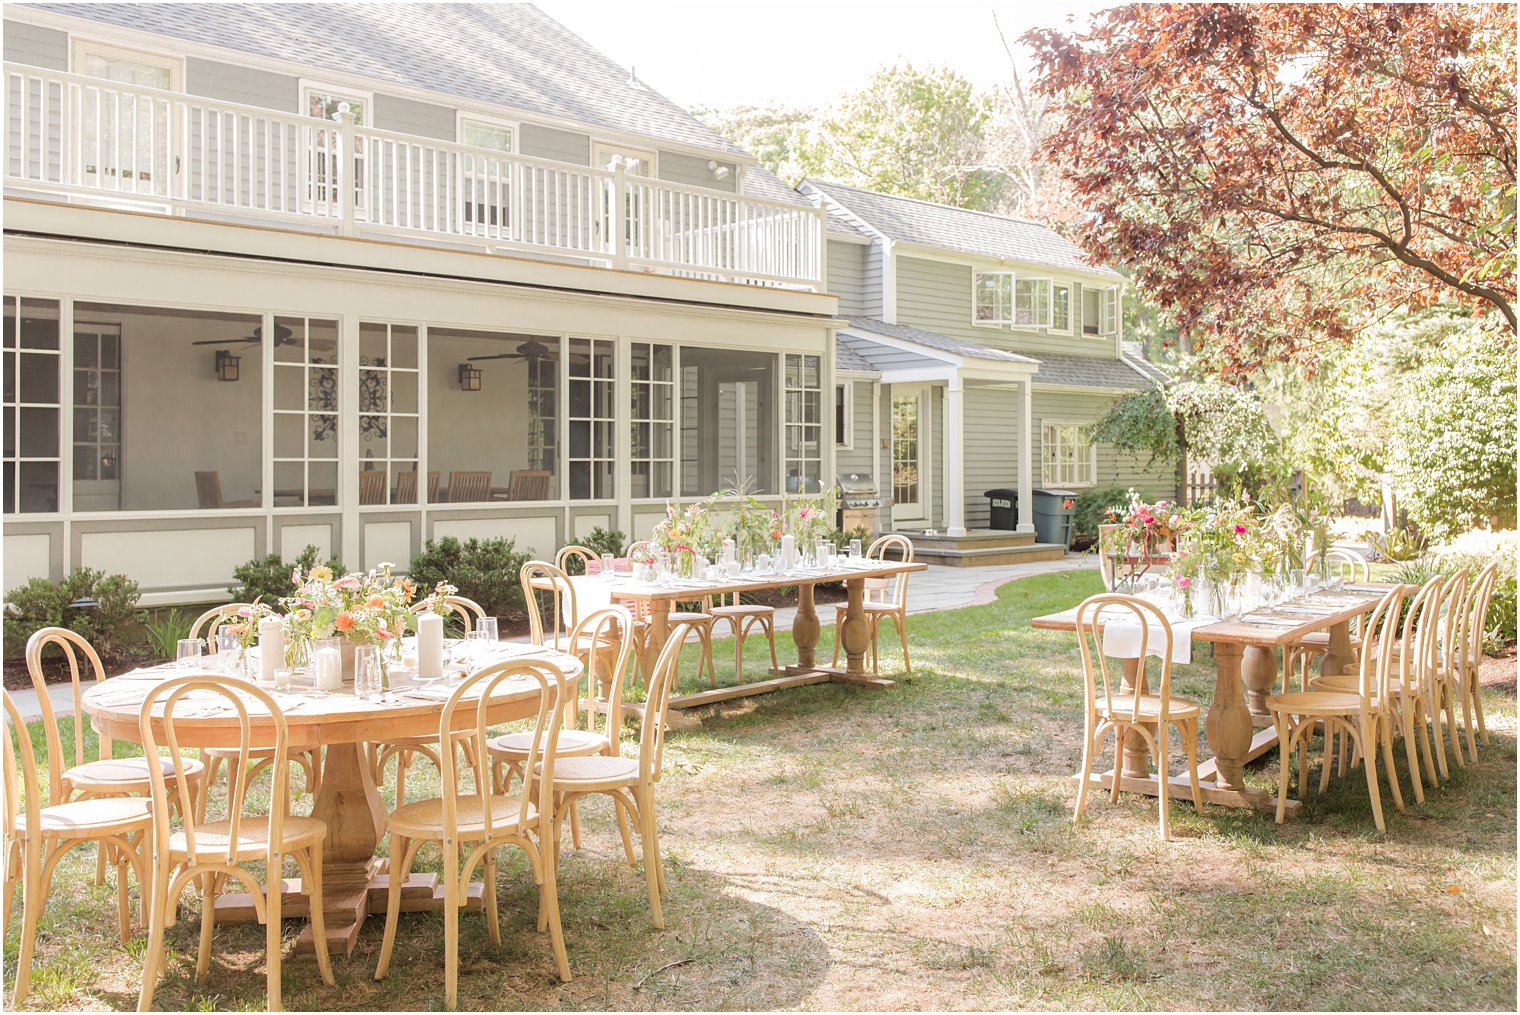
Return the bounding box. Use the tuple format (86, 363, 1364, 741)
(215, 349, 240, 382)
(458, 363, 483, 391)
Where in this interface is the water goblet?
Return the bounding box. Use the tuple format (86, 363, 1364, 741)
(176, 638, 204, 670)
(477, 616, 500, 643)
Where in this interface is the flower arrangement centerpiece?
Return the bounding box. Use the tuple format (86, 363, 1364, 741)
(648, 501, 719, 576)
(1100, 491, 1189, 587)
(1168, 499, 1260, 614)
(279, 562, 454, 679)
(703, 475, 774, 565)
(780, 486, 838, 553)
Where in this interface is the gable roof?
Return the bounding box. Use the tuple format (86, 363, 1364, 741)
(844, 318, 1037, 365)
(1031, 352, 1156, 390)
(22, 2, 747, 157)
(803, 179, 1123, 280)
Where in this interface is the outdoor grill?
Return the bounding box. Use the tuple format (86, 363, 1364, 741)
(835, 472, 882, 537)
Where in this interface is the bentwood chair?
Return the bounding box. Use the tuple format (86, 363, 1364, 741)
(1456, 562, 1499, 756)
(373, 594, 490, 807)
(830, 534, 915, 675)
(4, 689, 152, 1008)
(136, 677, 334, 1012)
(555, 544, 599, 575)
(1282, 549, 1373, 690)
(707, 590, 780, 681)
(375, 660, 573, 1004)
(1071, 594, 1204, 841)
(1266, 584, 1408, 831)
(489, 606, 636, 850)
(446, 470, 492, 503)
(1312, 575, 1445, 802)
(25, 628, 203, 890)
(546, 618, 695, 928)
(619, 542, 717, 689)
(188, 605, 320, 816)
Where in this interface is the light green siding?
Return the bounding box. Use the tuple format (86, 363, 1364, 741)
(1031, 388, 1174, 499)
(186, 57, 297, 111)
(519, 123, 590, 165)
(374, 93, 455, 141)
(3, 20, 67, 70)
(827, 240, 870, 318)
(963, 384, 1021, 528)
(836, 379, 876, 475)
(657, 150, 737, 193)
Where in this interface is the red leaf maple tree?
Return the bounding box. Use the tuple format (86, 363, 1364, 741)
(1026, 3, 1516, 373)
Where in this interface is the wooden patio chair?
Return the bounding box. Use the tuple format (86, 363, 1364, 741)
(446, 470, 492, 503)
(394, 470, 440, 504)
(373, 659, 572, 1003)
(194, 471, 258, 509)
(830, 533, 915, 675)
(1266, 584, 1408, 832)
(1071, 593, 1204, 841)
(358, 469, 387, 505)
(136, 676, 334, 1012)
(504, 468, 552, 501)
(4, 688, 152, 1009)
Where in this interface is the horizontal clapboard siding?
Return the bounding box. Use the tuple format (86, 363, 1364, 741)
(3, 20, 68, 71)
(373, 92, 454, 141)
(1031, 389, 1174, 499)
(186, 57, 297, 111)
(836, 379, 876, 475)
(963, 384, 1020, 528)
(519, 123, 590, 166)
(657, 149, 736, 193)
(827, 240, 869, 317)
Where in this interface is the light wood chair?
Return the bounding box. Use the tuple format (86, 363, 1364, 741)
(707, 591, 780, 681)
(189, 605, 320, 816)
(1312, 575, 1445, 802)
(522, 560, 580, 651)
(505, 468, 552, 501)
(358, 469, 387, 505)
(1432, 569, 1475, 769)
(24, 627, 203, 890)
(1266, 584, 1408, 831)
(394, 470, 440, 504)
(830, 534, 915, 675)
(446, 470, 492, 503)
(195, 470, 258, 510)
(4, 688, 152, 1009)
(1281, 548, 1374, 691)
(608, 541, 717, 689)
(555, 544, 599, 575)
(489, 606, 635, 850)
(1071, 593, 1204, 841)
(1457, 562, 1499, 754)
(374, 659, 572, 1005)
(545, 618, 696, 929)
(136, 676, 334, 1012)
(1096, 522, 1121, 591)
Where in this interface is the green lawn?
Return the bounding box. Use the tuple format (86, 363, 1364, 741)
(6, 568, 1516, 1010)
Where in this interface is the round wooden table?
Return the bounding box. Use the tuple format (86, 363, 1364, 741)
(81, 645, 583, 956)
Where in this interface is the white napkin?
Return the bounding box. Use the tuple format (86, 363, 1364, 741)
(1100, 611, 1212, 665)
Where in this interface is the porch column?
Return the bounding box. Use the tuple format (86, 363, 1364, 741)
(1016, 379, 1035, 534)
(946, 377, 966, 537)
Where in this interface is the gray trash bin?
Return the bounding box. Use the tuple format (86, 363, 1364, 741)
(1032, 489, 1077, 546)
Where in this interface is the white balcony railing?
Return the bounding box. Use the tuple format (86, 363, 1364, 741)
(4, 63, 824, 288)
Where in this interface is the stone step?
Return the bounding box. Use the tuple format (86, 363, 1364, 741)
(890, 529, 1038, 551)
(909, 542, 1069, 568)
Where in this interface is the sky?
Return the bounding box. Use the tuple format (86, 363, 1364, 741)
(532, 0, 1118, 111)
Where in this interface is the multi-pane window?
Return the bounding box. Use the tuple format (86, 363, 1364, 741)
(1082, 286, 1119, 336)
(3, 297, 61, 514)
(1051, 283, 1072, 334)
(973, 271, 1014, 324)
(72, 322, 121, 505)
(1014, 277, 1052, 328)
(74, 43, 179, 195)
(303, 85, 367, 208)
(357, 323, 419, 505)
(680, 347, 776, 496)
(459, 117, 515, 232)
(630, 342, 674, 499)
(567, 337, 614, 500)
(784, 353, 822, 493)
(834, 382, 853, 449)
(1042, 422, 1097, 487)
(273, 317, 340, 507)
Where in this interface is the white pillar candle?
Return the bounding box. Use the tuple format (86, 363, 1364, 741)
(722, 538, 736, 564)
(315, 647, 343, 691)
(417, 612, 445, 679)
(780, 534, 795, 571)
(258, 617, 284, 683)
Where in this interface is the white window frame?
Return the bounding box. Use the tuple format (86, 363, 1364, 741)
(1048, 282, 1073, 335)
(1041, 420, 1097, 488)
(630, 340, 675, 501)
(456, 113, 518, 153)
(834, 380, 854, 450)
(592, 142, 657, 176)
(271, 316, 341, 509)
(1014, 276, 1053, 329)
(784, 353, 823, 494)
(972, 270, 1015, 326)
(299, 80, 373, 126)
(71, 39, 184, 89)
(356, 322, 420, 508)
(567, 336, 616, 502)
(1099, 287, 1119, 336)
(3, 295, 64, 517)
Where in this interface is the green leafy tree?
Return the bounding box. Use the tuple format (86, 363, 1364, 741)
(793, 64, 1004, 209)
(692, 103, 812, 183)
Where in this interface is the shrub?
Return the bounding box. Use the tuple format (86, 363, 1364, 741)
(408, 536, 532, 622)
(559, 527, 628, 573)
(1068, 484, 1131, 549)
(142, 608, 194, 661)
(1392, 530, 1518, 650)
(4, 568, 142, 661)
(231, 544, 345, 605)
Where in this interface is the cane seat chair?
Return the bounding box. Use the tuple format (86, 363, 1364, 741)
(488, 606, 636, 849)
(706, 591, 780, 681)
(374, 660, 573, 1004)
(1266, 584, 1408, 831)
(189, 605, 320, 815)
(4, 688, 152, 1008)
(1281, 549, 1373, 690)
(136, 677, 334, 1012)
(544, 619, 696, 928)
(1070, 594, 1204, 841)
(830, 534, 915, 675)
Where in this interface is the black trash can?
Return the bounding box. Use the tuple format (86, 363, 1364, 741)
(983, 488, 1019, 530)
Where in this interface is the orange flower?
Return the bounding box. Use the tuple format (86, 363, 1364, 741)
(365, 595, 386, 610)
(334, 612, 355, 633)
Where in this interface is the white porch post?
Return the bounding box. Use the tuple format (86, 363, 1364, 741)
(1016, 378, 1035, 534)
(339, 315, 362, 565)
(945, 376, 966, 537)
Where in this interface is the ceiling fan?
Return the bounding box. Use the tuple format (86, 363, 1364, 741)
(466, 337, 554, 363)
(190, 323, 335, 350)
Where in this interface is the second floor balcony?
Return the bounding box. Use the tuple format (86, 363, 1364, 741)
(3, 63, 825, 289)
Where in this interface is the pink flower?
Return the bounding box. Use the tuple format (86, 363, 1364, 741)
(378, 627, 396, 639)
(1234, 524, 1248, 534)
(800, 508, 813, 520)
(334, 577, 360, 589)
(1141, 514, 1155, 525)
(291, 568, 302, 586)
(1176, 577, 1192, 588)
(237, 606, 253, 617)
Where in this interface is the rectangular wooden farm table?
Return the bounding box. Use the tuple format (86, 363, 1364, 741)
(562, 559, 926, 714)
(1030, 583, 1401, 817)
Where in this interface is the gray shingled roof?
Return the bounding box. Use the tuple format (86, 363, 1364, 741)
(1030, 352, 1154, 389)
(25, 3, 746, 156)
(804, 179, 1123, 279)
(846, 318, 1038, 365)
(1121, 341, 1170, 386)
(833, 336, 880, 374)
(740, 164, 811, 208)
